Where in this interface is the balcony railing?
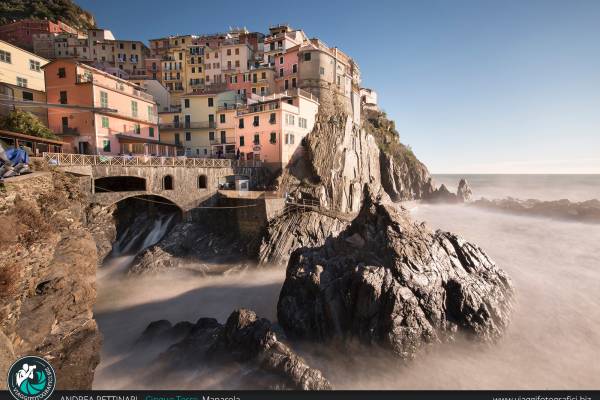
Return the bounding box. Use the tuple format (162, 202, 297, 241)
(60, 127, 79, 135)
(43, 152, 233, 168)
(159, 121, 216, 129)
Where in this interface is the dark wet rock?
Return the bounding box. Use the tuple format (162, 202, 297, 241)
(471, 197, 600, 224)
(144, 309, 332, 390)
(426, 183, 460, 203)
(277, 193, 514, 359)
(457, 179, 473, 202)
(129, 221, 255, 275)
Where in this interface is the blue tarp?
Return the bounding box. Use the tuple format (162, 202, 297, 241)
(0, 147, 29, 167)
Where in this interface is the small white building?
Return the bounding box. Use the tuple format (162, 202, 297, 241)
(360, 87, 379, 111)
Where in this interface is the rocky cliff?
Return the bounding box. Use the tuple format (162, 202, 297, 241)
(363, 109, 434, 201)
(0, 171, 102, 389)
(278, 192, 514, 359)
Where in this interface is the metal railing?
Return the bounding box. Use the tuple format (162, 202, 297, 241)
(43, 152, 233, 168)
(158, 121, 216, 129)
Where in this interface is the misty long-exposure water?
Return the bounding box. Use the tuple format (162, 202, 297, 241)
(93, 177, 600, 389)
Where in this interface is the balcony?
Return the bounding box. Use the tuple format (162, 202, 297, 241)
(59, 126, 79, 135)
(159, 121, 216, 129)
(77, 74, 154, 101)
(210, 138, 235, 145)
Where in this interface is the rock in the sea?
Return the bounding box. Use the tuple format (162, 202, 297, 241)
(457, 179, 473, 202)
(142, 309, 332, 390)
(278, 194, 514, 359)
(471, 197, 600, 224)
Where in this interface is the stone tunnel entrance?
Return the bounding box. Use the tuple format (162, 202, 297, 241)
(95, 176, 146, 192)
(109, 195, 182, 258)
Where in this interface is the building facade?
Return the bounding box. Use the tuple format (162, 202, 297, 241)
(0, 19, 78, 51)
(43, 59, 176, 156)
(0, 40, 49, 124)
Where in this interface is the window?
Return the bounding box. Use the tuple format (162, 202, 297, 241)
(131, 101, 138, 117)
(22, 91, 33, 101)
(235, 48, 239, 55)
(163, 175, 174, 190)
(270, 132, 277, 144)
(285, 114, 295, 126)
(285, 133, 295, 145)
(279, 68, 284, 77)
(235, 60, 240, 68)
(292, 64, 297, 73)
(147, 105, 154, 121)
(184, 99, 190, 108)
(254, 134, 260, 145)
(220, 114, 225, 123)
(198, 175, 207, 189)
(185, 132, 191, 141)
(62, 116, 68, 129)
(220, 131, 226, 144)
(174, 133, 180, 145)
(319, 67, 325, 75)
(17, 77, 27, 88)
(292, 78, 297, 88)
(101, 116, 109, 128)
(132, 43, 137, 50)
(269, 113, 276, 124)
(103, 140, 111, 152)
(149, 127, 154, 137)
(29, 60, 40, 71)
(284, 80, 289, 90)
(208, 97, 214, 107)
(119, 43, 124, 49)
(191, 67, 195, 73)
(59, 91, 68, 104)
(209, 131, 215, 141)
(299, 117, 308, 129)
(279, 56, 284, 64)
(304, 52, 311, 61)
(0, 50, 11, 63)
(58, 67, 66, 78)
(134, 124, 141, 134)
(253, 116, 259, 127)
(238, 118, 244, 129)
(239, 136, 245, 146)
(100, 91, 108, 108)
(227, 49, 231, 56)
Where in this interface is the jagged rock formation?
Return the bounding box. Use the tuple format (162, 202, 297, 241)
(471, 197, 600, 224)
(258, 211, 348, 266)
(279, 110, 387, 214)
(0, 171, 101, 389)
(277, 193, 514, 359)
(139, 309, 332, 390)
(457, 179, 473, 202)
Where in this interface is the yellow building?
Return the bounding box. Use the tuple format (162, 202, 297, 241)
(0, 40, 49, 124)
(159, 90, 242, 157)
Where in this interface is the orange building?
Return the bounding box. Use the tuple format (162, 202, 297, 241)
(43, 59, 177, 156)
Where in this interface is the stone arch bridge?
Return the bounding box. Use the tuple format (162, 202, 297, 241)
(44, 153, 263, 212)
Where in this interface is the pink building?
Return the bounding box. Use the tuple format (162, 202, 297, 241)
(274, 45, 299, 92)
(235, 89, 319, 171)
(44, 59, 178, 155)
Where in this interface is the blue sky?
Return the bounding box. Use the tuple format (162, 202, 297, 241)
(78, 0, 600, 173)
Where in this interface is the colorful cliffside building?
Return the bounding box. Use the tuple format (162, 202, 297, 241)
(43, 59, 177, 156)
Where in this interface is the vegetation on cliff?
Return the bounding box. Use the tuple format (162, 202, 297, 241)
(0, 0, 96, 30)
(363, 108, 422, 174)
